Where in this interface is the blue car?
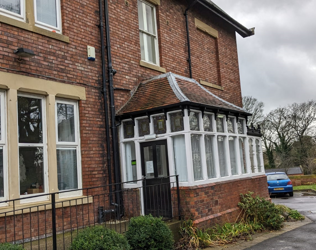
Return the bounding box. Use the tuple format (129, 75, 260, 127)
(266, 172, 293, 197)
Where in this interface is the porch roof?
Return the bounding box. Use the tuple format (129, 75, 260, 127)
(116, 73, 250, 119)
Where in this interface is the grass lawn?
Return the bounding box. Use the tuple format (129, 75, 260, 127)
(293, 184, 316, 191)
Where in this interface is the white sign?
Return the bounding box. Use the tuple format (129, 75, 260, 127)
(146, 161, 154, 174)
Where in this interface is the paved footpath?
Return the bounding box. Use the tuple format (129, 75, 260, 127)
(206, 191, 316, 250)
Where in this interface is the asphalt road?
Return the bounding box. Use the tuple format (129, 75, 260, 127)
(245, 191, 316, 250)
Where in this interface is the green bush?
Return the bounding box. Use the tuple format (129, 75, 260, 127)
(125, 215, 174, 250)
(238, 192, 284, 230)
(69, 226, 130, 250)
(0, 243, 24, 250)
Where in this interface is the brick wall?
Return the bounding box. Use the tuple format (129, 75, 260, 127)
(179, 175, 269, 228)
(0, 0, 107, 188)
(108, 0, 244, 109)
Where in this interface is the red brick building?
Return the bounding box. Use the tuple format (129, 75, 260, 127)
(0, 0, 268, 244)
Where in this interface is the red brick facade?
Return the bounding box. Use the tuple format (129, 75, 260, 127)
(180, 175, 269, 228)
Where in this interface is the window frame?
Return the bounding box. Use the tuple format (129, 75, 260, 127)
(0, 0, 25, 22)
(33, 0, 62, 33)
(55, 99, 82, 198)
(17, 93, 49, 201)
(138, 0, 160, 66)
(0, 92, 7, 202)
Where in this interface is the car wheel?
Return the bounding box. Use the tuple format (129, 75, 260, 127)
(289, 192, 293, 197)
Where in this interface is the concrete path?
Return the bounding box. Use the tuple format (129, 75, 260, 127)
(206, 191, 316, 250)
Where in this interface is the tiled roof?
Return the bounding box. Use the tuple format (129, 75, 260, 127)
(116, 72, 248, 117)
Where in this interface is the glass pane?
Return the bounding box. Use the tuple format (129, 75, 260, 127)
(18, 96, 43, 143)
(189, 111, 199, 131)
(239, 138, 247, 174)
(217, 136, 228, 177)
(57, 149, 78, 191)
(36, 0, 57, 27)
(145, 34, 156, 64)
(143, 146, 154, 178)
(138, 118, 150, 137)
(229, 137, 237, 175)
(57, 103, 75, 142)
(156, 144, 168, 177)
(145, 4, 154, 34)
(123, 121, 134, 138)
(205, 135, 215, 178)
(137, 1, 144, 30)
(238, 118, 245, 134)
(191, 135, 202, 181)
(19, 147, 44, 195)
(0, 148, 3, 198)
(249, 139, 255, 173)
(0, 0, 21, 15)
(216, 116, 224, 133)
(203, 114, 212, 132)
(125, 142, 137, 182)
(153, 115, 166, 134)
(173, 135, 187, 182)
(256, 139, 262, 172)
(227, 117, 235, 133)
(139, 33, 145, 61)
(170, 112, 184, 132)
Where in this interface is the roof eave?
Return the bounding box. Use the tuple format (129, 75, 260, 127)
(199, 0, 255, 38)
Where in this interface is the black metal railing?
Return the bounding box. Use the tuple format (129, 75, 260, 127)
(0, 175, 181, 250)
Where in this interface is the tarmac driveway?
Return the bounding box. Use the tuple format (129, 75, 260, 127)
(271, 191, 316, 222)
(245, 191, 316, 250)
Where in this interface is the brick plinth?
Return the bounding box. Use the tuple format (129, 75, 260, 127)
(179, 175, 269, 228)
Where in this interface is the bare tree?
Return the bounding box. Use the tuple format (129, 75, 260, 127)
(242, 96, 264, 126)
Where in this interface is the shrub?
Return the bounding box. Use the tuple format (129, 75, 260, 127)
(175, 219, 212, 249)
(69, 226, 130, 250)
(0, 243, 24, 250)
(125, 215, 174, 250)
(238, 192, 284, 230)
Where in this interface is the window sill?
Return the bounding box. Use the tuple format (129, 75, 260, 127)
(200, 80, 224, 91)
(0, 16, 69, 43)
(140, 60, 166, 73)
(0, 195, 93, 216)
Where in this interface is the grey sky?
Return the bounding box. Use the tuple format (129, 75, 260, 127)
(211, 0, 316, 113)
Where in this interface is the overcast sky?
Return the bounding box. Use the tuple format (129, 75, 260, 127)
(211, 0, 316, 113)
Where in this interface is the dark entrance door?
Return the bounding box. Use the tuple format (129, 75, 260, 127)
(140, 140, 172, 218)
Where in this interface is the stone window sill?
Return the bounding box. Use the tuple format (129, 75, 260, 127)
(0, 196, 93, 216)
(0, 16, 69, 43)
(200, 80, 224, 91)
(140, 60, 166, 73)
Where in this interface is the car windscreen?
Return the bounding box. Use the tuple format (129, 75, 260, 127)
(267, 174, 288, 181)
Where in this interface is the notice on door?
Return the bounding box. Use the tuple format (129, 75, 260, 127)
(146, 161, 154, 174)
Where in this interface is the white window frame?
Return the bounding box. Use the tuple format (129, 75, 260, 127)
(138, 0, 160, 66)
(0, 92, 7, 203)
(0, 0, 25, 22)
(55, 99, 82, 198)
(33, 0, 62, 33)
(17, 93, 49, 202)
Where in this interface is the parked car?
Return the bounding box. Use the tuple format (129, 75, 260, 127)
(266, 172, 293, 197)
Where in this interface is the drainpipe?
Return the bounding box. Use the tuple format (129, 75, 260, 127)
(104, 0, 123, 216)
(98, 0, 113, 198)
(184, 0, 199, 79)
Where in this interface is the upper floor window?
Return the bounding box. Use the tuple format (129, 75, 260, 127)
(0, 0, 62, 33)
(34, 0, 61, 32)
(0, 0, 25, 21)
(138, 0, 159, 65)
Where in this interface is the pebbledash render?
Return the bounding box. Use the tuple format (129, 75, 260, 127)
(0, 0, 268, 240)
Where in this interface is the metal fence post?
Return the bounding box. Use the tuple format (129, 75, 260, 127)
(176, 175, 181, 220)
(51, 193, 57, 250)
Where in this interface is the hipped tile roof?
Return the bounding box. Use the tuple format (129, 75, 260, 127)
(116, 72, 248, 117)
